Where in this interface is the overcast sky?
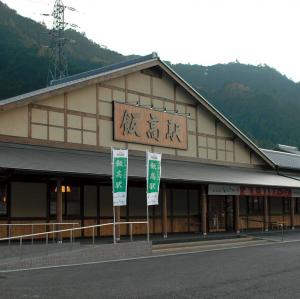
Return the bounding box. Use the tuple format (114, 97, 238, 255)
(3, 0, 300, 82)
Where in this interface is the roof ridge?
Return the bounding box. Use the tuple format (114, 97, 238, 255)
(50, 53, 159, 86)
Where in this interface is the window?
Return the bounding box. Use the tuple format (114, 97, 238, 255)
(172, 189, 188, 217)
(283, 198, 290, 215)
(66, 186, 80, 216)
(239, 196, 247, 215)
(248, 197, 263, 215)
(189, 189, 200, 217)
(84, 185, 98, 217)
(269, 197, 283, 215)
(129, 187, 146, 217)
(11, 182, 46, 217)
(99, 185, 113, 217)
(296, 198, 300, 214)
(50, 184, 81, 217)
(0, 184, 7, 216)
(153, 191, 162, 217)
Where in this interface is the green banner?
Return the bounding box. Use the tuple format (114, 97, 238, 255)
(113, 157, 127, 193)
(112, 149, 128, 206)
(147, 152, 162, 206)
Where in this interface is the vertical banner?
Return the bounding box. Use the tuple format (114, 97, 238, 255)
(146, 152, 162, 206)
(112, 148, 128, 206)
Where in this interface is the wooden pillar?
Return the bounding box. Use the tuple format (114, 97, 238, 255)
(115, 206, 121, 241)
(6, 182, 11, 238)
(291, 197, 295, 229)
(97, 185, 100, 237)
(234, 195, 240, 234)
(56, 179, 63, 242)
(264, 196, 269, 231)
(80, 183, 84, 237)
(162, 183, 168, 238)
(201, 185, 207, 236)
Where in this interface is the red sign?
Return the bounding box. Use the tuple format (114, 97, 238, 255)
(240, 186, 291, 197)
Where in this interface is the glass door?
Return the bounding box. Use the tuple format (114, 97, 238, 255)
(208, 196, 226, 232)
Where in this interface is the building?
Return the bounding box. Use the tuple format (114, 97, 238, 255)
(0, 53, 300, 239)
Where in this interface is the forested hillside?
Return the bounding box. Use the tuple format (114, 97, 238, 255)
(171, 63, 300, 148)
(1, 1, 300, 149)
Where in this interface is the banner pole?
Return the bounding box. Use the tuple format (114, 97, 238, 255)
(111, 147, 116, 244)
(113, 206, 116, 244)
(147, 204, 150, 242)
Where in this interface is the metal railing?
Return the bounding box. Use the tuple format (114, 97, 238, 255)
(0, 223, 79, 245)
(0, 221, 149, 249)
(240, 217, 290, 232)
(240, 218, 286, 241)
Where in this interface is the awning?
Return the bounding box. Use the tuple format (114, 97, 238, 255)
(1, 142, 300, 188)
(279, 172, 300, 182)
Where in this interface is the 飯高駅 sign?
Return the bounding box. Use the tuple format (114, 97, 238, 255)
(146, 152, 162, 206)
(112, 148, 128, 206)
(114, 102, 187, 150)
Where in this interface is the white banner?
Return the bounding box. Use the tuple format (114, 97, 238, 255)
(112, 149, 128, 206)
(146, 152, 162, 206)
(208, 184, 240, 195)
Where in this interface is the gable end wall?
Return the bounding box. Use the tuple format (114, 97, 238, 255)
(0, 70, 266, 168)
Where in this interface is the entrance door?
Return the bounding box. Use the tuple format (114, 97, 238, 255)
(208, 196, 226, 232)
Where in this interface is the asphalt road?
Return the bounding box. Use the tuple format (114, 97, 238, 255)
(1, 241, 300, 299)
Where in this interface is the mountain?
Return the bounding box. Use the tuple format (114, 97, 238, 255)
(1, 1, 300, 149)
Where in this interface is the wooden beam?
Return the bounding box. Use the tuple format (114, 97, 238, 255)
(201, 185, 207, 236)
(291, 197, 295, 229)
(97, 185, 100, 237)
(56, 178, 63, 242)
(264, 196, 269, 231)
(235, 195, 240, 234)
(162, 183, 168, 238)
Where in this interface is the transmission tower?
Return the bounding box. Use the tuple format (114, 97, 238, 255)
(46, 0, 76, 85)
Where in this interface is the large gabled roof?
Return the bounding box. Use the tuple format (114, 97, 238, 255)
(0, 53, 275, 169)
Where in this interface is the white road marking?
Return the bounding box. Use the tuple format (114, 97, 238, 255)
(1, 237, 300, 274)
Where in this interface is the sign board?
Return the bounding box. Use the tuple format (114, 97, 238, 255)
(146, 152, 162, 206)
(112, 149, 128, 206)
(209, 184, 296, 197)
(208, 184, 240, 195)
(240, 186, 291, 197)
(114, 102, 188, 150)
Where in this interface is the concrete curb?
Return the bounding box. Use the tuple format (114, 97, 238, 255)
(152, 237, 255, 250)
